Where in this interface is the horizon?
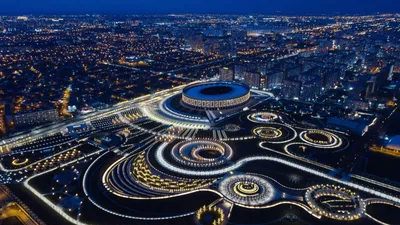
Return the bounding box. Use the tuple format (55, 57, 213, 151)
(1, 0, 400, 15)
(1, 3, 400, 225)
(0, 12, 397, 16)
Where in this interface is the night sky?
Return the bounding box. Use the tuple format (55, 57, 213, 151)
(1, 0, 399, 14)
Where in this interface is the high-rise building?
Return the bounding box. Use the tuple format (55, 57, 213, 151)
(265, 71, 285, 89)
(365, 79, 377, 99)
(219, 67, 234, 81)
(0, 102, 6, 135)
(256, 63, 267, 76)
(235, 64, 247, 80)
(299, 73, 317, 84)
(376, 64, 394, 90)
(344, 99, 370, 111)
(13, 109, 59, 128)
(302, 77, 322, 102)
(280, 79, 302, 100)
(185, 34, 203, 52)
(202, 37, 233, 57)
(346, 81, 364, 98)
(323, 69, 341, 89)
(244, 62, 267, 76)
(285, 66, 301, 79)
(244, 71, 261, 89)
(263, 75, 270, 90)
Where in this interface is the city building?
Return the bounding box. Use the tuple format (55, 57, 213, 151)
(280, 79, 302, 100)
(12, 109, 59, 128)
(0, 102, 6, 135)
(365, 78, 377, 99)
(219, 67, 234, 81)
(0, 13, 400, 225)
(285, 66, 301, 79)
(327, 117, 369, 136)
(244, 71, 261, 89)
(265, 71, 284, 89)
(302, 77, 322, 102)
(323, 69, 341, 89)
(344, 99, 371, 111)
(234, 64, 247, 80)
(385, 135, 400, 151)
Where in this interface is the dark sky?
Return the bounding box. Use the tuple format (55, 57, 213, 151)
(1, 0, 399, 14)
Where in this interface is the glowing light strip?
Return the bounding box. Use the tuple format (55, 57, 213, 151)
(11, 158, 29, 166)
(0, 145, 83, 172)
(365, 213, 390, 225)
(159, 96, 208, 122)
(23, 149, 105, 225)
(253, 122, 298, 144)
(182, 91, 250, 109)
(171, 140, 233, 167)
(305, 184, 365, 220)
(141, 107, 209, 130)
(247, 112, 279, 124)
(259, 142, 333, 170)
(298, 130, 341, 148)
(84, 151, 221, 220)
(7, 139, 75, 156)
(233, 200, 320, 218)
(219, 174, 274, 206)
(155, 143, 400, 204)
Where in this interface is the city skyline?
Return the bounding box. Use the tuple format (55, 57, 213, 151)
(0, 7, 400, 225)
(1, 0, 400, 14)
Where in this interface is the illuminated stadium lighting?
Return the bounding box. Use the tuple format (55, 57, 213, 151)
(182, 82, 251, 110)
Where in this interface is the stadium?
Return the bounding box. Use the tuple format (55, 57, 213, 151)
(181, 82, 251, 110)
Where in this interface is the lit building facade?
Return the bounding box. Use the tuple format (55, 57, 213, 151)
(244, 71, 261, 89)
(219, 67, 234, 81)
(182, 82, 250, 110)
(281, 79, 302, 99)
(302, 78, 322, 102)
(13, 109, 59, 128)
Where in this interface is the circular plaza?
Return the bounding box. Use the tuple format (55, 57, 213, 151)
(305, 184, 365, 221)
(299, 130, 342, 148)
(171, 140, 234, 168)
(219, 174, 274, 206)
(247, 112, 279, 124)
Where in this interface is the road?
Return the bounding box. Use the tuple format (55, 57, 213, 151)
(0, 82, 198, 148)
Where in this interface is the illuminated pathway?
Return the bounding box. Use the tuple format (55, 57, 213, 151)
(82, 151, 222, 221)
(3, 81, 400, 225)
(0, 82, 197, 149)
(155, 142, 400, 204)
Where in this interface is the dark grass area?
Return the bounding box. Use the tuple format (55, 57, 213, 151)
(7, 184, 74, 225)
(229, 204, 374, 225)
(0, 140, 80, 170)
(4, 105, 394, 225)
(81, 151, 220, 224)
(365, 151, 400, 182)
(1, 216, 24, 225)
(366, 203, 400, 224)
(237, 160, 326, 189)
